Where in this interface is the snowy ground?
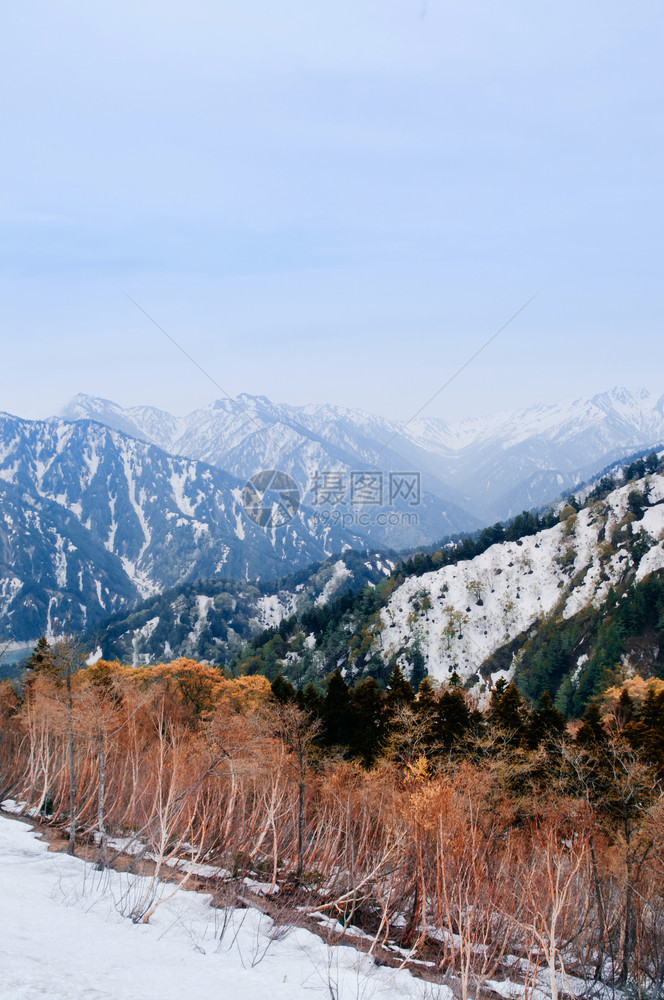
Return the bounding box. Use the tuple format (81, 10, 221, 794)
(0, 814, 445, 1000)
(379, 473, 664, 686)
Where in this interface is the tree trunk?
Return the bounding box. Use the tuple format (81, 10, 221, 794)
(96, 730, 107, 870)
(589, 833, 607, 980)
(296, 742, 305, 879)
(66, 663, 76, 856)
(650, 958, 664, 1000)
(403, 880, 421, 946)
(619, 807, 635, 985)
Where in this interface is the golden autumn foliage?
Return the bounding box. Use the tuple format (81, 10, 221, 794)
(0, 679, 19, 720)
(601, 676, 664, 716)
(76, 658, 271, 718)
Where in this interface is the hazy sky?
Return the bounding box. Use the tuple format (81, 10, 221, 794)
(1, 1, 663, 422)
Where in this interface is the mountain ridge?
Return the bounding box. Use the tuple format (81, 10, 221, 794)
(61, 386, 664, 523)
(0, 413, 369, 641)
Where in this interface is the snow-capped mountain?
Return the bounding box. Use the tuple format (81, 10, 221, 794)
(62, 387, 664, 523)
(83, 550, 395, 668)
(59, 394, 480, 545)
(0, 414, 368, 641)
(406, 387, 664, 521)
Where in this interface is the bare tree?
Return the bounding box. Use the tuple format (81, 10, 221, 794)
(266, 702, 322, 880)
(512, 815, 589, 1000)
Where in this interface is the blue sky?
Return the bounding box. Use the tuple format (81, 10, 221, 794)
(1, 0, 663, 421)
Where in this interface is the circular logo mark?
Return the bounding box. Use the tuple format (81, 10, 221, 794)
(241, 470, 301, 528)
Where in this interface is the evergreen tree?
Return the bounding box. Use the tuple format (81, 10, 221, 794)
(645, 450, 660, 474)
(350, 677, 386, 766)
(384, 664, 414, 718)
(297, 682, 325, 718)
(323, 669, 353, 748)
(624, 687, 664, 777)
(271, 674, 296, 704)
(413, 677, 438, 753)
(575, 702, 606, 745)
(524, 690, 566, 750)
(436, 687, 471, 751)
(415, 677, 437, 718)
(408, 645, 427, 692)
(24, 637, 59, 682)
(614, 687, 635, 729)
(489, 677, 508, 713)
(490, 681, 528, 741)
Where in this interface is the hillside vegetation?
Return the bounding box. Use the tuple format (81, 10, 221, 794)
(2, 648, 664, 1000)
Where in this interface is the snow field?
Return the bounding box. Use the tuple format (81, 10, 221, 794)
(0, 814, 446, 1000)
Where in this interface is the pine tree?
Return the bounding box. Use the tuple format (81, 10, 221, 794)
(323, 669, 353, 748)
(350, 677, 386, 766)
(524, 691, 566, 749)
(271, 674, 296, 704)
(413, 677, 438, 754)
(409, 645, 427, 692)
(385, 664, 414, 718)
(575, 702, 606, 746)
(415, 677, 437, 717)
(489, 677, 508, 714)
(297, 683, 325, 718)
(614, 687, 634, 729)
(24, 637, 58, 681)
(436, 687, 471, 751)
(490, 681, 528, 741)
(625, 687, 664, 777)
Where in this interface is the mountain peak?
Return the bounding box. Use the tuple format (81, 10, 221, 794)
(50, 385, 664, 525)
(236, 392, 274, 406)
(61, 392, 119, 416)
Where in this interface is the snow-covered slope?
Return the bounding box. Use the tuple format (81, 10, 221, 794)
(379, 471, 664, 687)
(231, 463, 663, 705)
(0, 814, 433, 1000)
(62, 387, 664, 524)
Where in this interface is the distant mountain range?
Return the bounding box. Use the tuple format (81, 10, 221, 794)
(0, 386, 663, 644)
(62, 387, 664, 523)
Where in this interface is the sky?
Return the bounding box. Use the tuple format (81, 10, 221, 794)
(1, 0, 663, 423)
